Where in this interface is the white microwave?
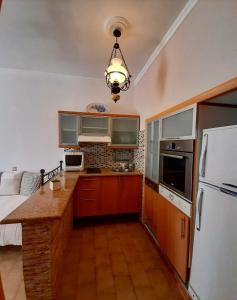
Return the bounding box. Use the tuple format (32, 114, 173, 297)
(64, 151, 84, 172)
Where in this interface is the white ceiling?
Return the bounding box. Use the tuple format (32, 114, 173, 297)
(0, 0, 187, 79)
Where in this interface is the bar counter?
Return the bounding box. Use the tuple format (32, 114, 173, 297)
(1, 169, 142, 300)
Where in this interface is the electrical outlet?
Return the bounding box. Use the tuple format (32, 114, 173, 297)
(12, 166, 17, 171)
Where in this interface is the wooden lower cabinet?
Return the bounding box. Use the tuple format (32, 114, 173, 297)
(143, 185, 157, 232)
(74, 175, 142, 217)
(100, 176, 120, 215)
(143, 183, 190, 282)
(155, 193, 168, 254)
(166, 201, 190, 282)
(119, 176, 142, 213)
(76, 177, 100, 217)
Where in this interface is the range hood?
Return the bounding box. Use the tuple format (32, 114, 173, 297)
(78, 135, 111, 143)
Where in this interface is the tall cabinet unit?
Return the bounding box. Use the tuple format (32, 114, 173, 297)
(145, 119, 160, 183)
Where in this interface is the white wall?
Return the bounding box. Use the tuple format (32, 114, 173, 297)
(0, 68, 136, 171)
(134, 0, 237, 128)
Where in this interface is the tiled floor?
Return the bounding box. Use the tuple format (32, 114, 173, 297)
(0, 221, 186, 300)
(59, 220, 185, 300)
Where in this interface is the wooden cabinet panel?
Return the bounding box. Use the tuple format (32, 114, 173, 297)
(100, 177, 119, 215)
(155, 193, 168, 254)
(143, 184, 190, 282)
(119, 176, 142, 213)
(143, 184, 157, 232)
(166, 202, 190, 282)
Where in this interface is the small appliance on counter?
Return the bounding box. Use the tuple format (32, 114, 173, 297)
(64, 151, 84, 171)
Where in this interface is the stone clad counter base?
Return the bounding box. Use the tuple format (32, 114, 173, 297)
(22, 198, 73, 300)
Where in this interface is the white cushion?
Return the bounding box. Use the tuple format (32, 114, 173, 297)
(0, 172, 23, 195)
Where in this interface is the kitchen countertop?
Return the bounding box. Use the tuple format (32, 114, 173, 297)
(1, 169, 143, 224)
(78, 168, 142, 177)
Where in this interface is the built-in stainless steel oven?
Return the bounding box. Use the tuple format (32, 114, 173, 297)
(159, 140, 194, 202)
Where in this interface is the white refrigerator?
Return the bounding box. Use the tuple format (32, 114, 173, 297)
(189, 125, 237, 300)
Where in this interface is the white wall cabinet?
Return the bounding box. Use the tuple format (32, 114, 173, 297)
(80, 116, 109, 136)
(58, 112, 140, 148)
(161, 105, 197, 140)
(145, 119, 160, 183)
(59, 114, 79, 146)
(111, 117, 139, 147)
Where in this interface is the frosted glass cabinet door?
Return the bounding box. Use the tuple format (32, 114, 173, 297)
(59, 114, 79, 146)
(80, 116, 109, 136)
(151, 120, 159, 183)
(145, 122, 153, 180)
(111, 117, 139, 146)
(161, 105, 196, 140)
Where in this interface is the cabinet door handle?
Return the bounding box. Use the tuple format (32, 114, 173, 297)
(82, 178, 97, 181)
(80, 198, 96, 201)
(181, 217, 185, 239)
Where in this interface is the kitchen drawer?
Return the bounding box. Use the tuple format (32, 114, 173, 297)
(78, 177, 100, 189)
(78, 189, 98, 200)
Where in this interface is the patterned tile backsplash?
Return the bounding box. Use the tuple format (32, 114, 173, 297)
(64, 131, 145, 172)
(134, 130, 145, 173)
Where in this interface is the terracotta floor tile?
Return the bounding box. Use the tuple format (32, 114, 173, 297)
(95, 234, 108, 249)
(114, 276, 137, 300)
(75, 283, 97, 300)
(135, 287, 157, 300)
(96, 266, 115, 295)
(147, 268, 171, 299)
(78, 259, 96, 286)
(108, 238, 123, 255)
(111, 253, 129, 276)
(128, 262, 151, 288)
(95, 248, 111, 268)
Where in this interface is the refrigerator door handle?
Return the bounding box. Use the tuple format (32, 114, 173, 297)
(222, 183, 237, 190)
(199, 133, 208, 178)
(196, 188, 204, 231)
(219, 187, 237, 198)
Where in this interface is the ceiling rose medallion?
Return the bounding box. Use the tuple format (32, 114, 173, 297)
(104, 17, 131, 103)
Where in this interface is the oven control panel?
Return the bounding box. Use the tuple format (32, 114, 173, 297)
(159, 184, 191, 217)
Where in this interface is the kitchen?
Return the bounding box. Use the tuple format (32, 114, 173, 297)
(1, 81, 237, 300)
(0, 1, 237, 300)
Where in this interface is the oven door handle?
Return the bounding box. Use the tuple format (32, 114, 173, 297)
(160, 153, 184, 160)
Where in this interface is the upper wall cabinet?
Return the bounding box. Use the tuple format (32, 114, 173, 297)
(111, 117, 139, 147)
(145, 119, 160, 183)
(59, 114, 79, 147)
(80, 116, 109, 136)
(58, 111, 140, 148)
(161, 105, 197, 140)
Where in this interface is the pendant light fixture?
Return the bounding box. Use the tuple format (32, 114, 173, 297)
(104, 17, 131, 103)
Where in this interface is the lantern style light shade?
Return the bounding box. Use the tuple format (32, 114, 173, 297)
(105, 29, 131, 101)
(106, 58, 128, 84)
